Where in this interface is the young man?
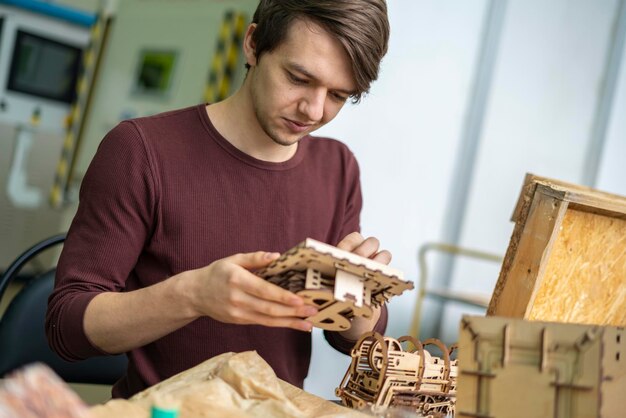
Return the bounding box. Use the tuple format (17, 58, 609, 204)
(46, 0, 390, 398)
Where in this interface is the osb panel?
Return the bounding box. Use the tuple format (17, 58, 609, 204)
(528, 209, 626, 326)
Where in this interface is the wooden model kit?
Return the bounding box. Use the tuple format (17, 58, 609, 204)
(257, 239, 414, 331)
(457, 315, 624, 418)
(335, 331, 458, 417)
(488, 174, 626, 326)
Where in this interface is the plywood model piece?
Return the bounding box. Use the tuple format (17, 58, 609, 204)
(456, 315, 625, 418)
(335, 331, 458, 418)
(487, 173, 626, 326)
(257, 239, 414, 331)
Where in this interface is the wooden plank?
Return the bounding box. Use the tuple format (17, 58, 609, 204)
(514, 174, 626, 221)
(540, 184, 626, 221)
(487, 190, 568, 317)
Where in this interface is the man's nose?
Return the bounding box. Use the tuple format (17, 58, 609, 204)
(299, 88, 325, 122)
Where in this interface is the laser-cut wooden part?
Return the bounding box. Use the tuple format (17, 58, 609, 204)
(258, 238, 413, 331)
(335, 331, 457, 417)
(457, 315, 625, 418)
(487, 173, 626, 326)
(298, 289, 373, 331)
(335, 269, 365, 307)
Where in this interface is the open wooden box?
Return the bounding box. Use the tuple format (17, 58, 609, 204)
(487, 173, 626, 326)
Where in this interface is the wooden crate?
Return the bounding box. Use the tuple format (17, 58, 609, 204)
(456, 315, 624, 418)
(487, 174, 626, 326)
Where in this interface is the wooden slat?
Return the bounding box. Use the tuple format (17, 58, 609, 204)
(513, 174, 626, 221)
(488, 190, 568, 317)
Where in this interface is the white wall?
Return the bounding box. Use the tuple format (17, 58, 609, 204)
(306, 0, 488, 398)
(597, 22, 626, 196)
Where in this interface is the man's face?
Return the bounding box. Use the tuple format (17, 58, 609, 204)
(245, 19, 357, 147)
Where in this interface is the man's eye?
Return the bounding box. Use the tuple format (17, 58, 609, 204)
(330, 92, 348, 102)
(288, 72, 307, 84)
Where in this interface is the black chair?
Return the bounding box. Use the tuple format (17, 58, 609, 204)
(0, 234, 127, 384)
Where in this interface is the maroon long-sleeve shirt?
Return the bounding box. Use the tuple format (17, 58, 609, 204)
(46, 104, 387, 398)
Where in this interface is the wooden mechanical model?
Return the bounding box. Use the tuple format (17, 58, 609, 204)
(256, 238, 414, 331)
(336, 331, 458, 417)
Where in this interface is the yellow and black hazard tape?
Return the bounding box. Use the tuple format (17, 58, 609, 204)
(50, 14, 109, 208)
(205, 10, 247, 103)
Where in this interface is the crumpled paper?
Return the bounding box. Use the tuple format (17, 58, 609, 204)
(90, 351, 369, 418)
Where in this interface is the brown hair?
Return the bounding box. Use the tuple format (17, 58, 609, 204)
(249, 0, 389, 103)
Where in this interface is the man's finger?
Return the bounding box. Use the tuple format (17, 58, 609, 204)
(237, 309, 314, 332)
(337, 232, 364, 251)
(227, 251, 280, 270)
(338, 233, 391, 263)
(238, 270, 305, 306)
(245, 312, 313, 332)
(351, 236, 381, 258)
(371, 249, 392, 265)
(232, 288, 318, 318)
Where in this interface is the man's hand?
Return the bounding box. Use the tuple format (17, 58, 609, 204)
(84, 236, 388, 355)
(187, 251, 318, 332)
(83, 250, 318, 354)
(337, 232, 392, 265)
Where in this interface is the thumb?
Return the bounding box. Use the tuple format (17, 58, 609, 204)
(227, 251, 281, 270)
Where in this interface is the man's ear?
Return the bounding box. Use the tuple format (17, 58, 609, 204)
(243, 23, 258, 67)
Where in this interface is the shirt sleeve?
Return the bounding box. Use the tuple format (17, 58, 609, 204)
(46, 121, 156, 360)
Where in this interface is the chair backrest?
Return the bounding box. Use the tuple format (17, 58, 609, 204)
(0, 234, 127, 385)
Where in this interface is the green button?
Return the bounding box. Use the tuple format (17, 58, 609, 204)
(151, 405, 179, 418)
